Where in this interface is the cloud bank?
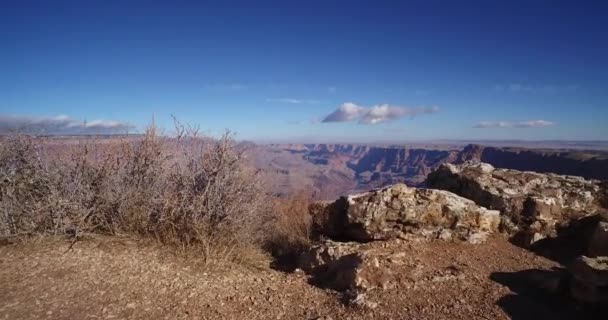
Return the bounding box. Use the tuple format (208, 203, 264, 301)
(322, 102, 438, 125)
(473, 120, 555, 128)
(0, 114, 135, 135)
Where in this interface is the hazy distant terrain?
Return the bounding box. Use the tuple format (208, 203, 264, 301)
(251, 142, 608, 200)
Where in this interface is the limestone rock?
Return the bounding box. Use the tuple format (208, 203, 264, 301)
(570, 256, 608, 304)
(312, 184, 500, 243)
(427, 162, 606, 241)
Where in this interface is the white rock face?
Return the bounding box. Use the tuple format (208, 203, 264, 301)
(312, 183, 500, 243)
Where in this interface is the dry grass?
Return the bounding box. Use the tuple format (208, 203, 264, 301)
(265, 191, 314, 268)
(0, 122, 272, 264)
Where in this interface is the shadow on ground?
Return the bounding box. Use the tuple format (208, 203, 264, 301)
(491, 268, 603, 320)
(540, 215, 600, 263)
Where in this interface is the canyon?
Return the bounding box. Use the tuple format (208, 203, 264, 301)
(252, 143, 608, 200)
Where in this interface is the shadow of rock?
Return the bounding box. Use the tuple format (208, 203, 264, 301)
(491, 269, 604, 320)
(510, 214, 604, 264)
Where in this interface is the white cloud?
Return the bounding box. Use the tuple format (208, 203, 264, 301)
(473, 120, 555, 128)
(0, 114, 135, 134)
(266, 98, 321, 104)
(321, 102, 367, 122)
(321, 102, 438, 125)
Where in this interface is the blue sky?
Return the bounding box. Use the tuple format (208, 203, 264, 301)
(1, 0, 607, 141)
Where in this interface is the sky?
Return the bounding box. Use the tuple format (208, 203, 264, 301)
(1, 0, 607, 141)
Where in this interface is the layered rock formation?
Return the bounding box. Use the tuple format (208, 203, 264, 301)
(460, 144, 608, 181)
(426, 162, 607, 245)
(254, 143, 608, 200)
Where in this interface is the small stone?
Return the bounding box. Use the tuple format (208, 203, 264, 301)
(348, 292, 378, 310)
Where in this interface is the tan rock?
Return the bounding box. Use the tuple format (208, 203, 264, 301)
(298, 241, 392, 291)
(312, 183, 500, 243)
(427, 162, 606, 242)
(297, 240, 362, 273)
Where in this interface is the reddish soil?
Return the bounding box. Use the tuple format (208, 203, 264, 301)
(0, 235, 596, 319)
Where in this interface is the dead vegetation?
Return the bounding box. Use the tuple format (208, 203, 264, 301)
(0, 122, 281, 264)
(266, 191, 314, 268)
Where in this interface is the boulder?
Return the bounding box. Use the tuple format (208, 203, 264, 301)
(298, 241, 393, 291)
(297, 240, 363, 273)
(427, 162, 606, 242)
(570, 256, 608, 304)
(312, 183, 500, 243)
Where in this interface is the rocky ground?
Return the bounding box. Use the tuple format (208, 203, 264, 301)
(0, 235, 599, 320)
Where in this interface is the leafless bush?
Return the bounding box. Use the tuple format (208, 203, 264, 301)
(0, 135, 54, 235)
(0, 123, 271, 264)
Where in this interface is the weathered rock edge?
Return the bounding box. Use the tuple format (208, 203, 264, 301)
(310, 183, 500, 244)
(427, 162, 607, 248)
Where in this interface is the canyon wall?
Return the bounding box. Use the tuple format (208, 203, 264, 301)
(254, 143, 608, 199)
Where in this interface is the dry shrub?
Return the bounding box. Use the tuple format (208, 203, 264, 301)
(0, 123, 271, 264)
(266, 191, 313, 268)
(0, 135, 54, 235)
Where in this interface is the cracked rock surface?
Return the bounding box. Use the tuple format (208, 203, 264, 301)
(311, 183, 500, 243)
(427, 162, 607, 243)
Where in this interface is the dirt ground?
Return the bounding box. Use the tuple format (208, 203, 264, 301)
(0, 235, 599, 319)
